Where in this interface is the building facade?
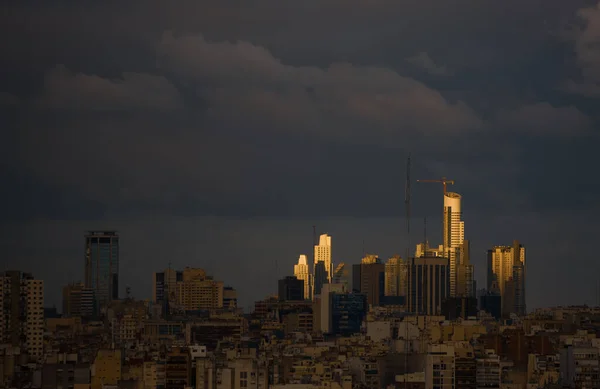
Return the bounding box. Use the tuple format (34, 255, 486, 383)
(443, 192, 465, 298)
(407, 257, 450, 316)
(293, 254, 312, 300)
(84, 231, 119, 312)
(314, 234, 332, 283)
(487, 240, 526, 316)
(0, 271, 44, 359)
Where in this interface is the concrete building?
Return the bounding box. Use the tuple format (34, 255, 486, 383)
(173, 268, 224, 311)
(425, 344, 455, 388)
(294, 255, 312, 300)
(476, 350, 501, 389)
(0, 271, 44, 360)
(560, 341, 600, 389)
(84, 231, 119, 312)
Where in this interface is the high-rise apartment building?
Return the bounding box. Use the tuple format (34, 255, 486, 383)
(407, 257, 450, 316)
(172, 267, 224, 311)
(487, 240, 526, 317)
(294, 255, 312, 300)
(384, 255, 407, 297)
(0, 271, 44, 359)
(456, 239, 475, 298)
(84, 231, 119, 312)
(443, 192, 465, 297)
(314, 234, 332, 283)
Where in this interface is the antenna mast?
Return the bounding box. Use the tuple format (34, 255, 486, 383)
(424, 217, 427, 253)
(404, 153, 411, 389)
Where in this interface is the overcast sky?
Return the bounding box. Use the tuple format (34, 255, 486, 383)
(2, 0, 600, 311)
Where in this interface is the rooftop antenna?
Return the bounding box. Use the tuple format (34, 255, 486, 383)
(424, 217, 427, 253)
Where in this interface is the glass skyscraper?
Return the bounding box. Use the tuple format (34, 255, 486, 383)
(84, 231, 119, 312)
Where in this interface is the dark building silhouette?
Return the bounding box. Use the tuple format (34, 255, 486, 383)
(480, 291, 502, 320)
(352, 255, 385, 307)
(442, 296, 478, 320)
(329, 292, 367, 336)
(278, 276, 304, 301)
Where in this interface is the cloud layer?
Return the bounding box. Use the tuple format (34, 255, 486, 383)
(1, 0, 599, 309)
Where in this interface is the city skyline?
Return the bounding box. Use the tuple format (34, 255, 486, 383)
(2, 0, 600, 313)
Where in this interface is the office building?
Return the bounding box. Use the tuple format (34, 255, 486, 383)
(293, 255, 312, 300)
(314, 234, 332, 283)
(318, 283, 366, 335)
(407, 256, 450, 316)
(84, 231, 119, 312)
(352, 255, 385, 307)
(487, 240, 526, 316)
(443, 192, 465, 297)
(278, 276, 304, 302)
(0, 271, 44, 359)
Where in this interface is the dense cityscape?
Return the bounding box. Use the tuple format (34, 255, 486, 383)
(2, 179, 599, 389)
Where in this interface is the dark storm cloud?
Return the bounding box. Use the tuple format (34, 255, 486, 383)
(1, 0, 600, 309)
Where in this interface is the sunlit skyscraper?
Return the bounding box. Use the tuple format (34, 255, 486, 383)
(443, 192, 465, 297)
(314, 234, 333, 283)
(294, 255, 312, 300)
(487, 240, 526, 316)
(84, 231, 119, 312)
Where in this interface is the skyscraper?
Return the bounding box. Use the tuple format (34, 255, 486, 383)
(456, 239, 475, 298)
(487, 240, 526, 317)
(443, 192, 465, 297)
(84, 231, 119, 312)
(407, 256, 450, 316)
(314, 234, 332, 283)
(0, 271, 44, 359)
(294, 255, 312, 300)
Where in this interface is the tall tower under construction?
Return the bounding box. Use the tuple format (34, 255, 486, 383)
(443, 192, 465, 297)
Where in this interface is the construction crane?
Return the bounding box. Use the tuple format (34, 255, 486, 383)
(416, 177, 455, 195)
